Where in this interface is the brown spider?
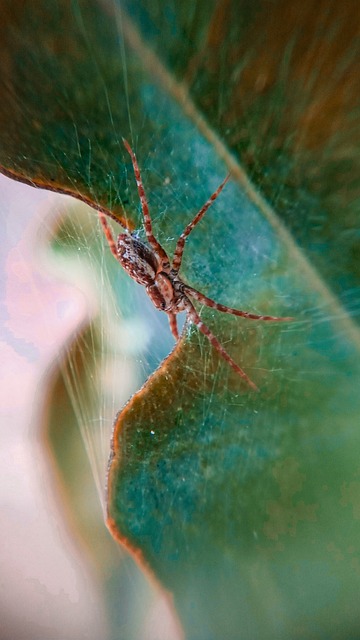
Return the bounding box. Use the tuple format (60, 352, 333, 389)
(99, 139, 292, 390)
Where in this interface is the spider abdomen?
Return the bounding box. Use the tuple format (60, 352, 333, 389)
(117, 234, 159, 287)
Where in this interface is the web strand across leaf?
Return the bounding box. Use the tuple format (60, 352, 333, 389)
(99, 140, 293, 390)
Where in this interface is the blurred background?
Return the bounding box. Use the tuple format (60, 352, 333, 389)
(0, 173, 181, 640)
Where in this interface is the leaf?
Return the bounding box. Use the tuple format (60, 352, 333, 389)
(0, 0, 141, 225)
(1, 1, 360, 638)
(121, 0, 360, 311)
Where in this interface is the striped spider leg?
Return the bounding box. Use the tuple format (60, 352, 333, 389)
(99, 139, 293, 390)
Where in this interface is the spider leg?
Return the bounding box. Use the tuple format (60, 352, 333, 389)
(167, 312, 179, 340)
(99, 212, 118, 259)
(123, 139, 170, 271)
(184, 285, 293, 322)
(172, 173, 231, 273)
(186, 301, 259, 391)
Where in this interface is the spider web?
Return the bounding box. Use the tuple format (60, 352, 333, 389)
(45, 51, 360, 640)
(2, 1, 360, 639)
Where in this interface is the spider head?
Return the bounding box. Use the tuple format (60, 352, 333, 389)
(117, 233, 159, 287)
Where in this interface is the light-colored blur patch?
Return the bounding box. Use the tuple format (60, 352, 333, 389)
(141, 593, 185, 640)
(0, 173, 183, 640)
(0, 174, 108, 639)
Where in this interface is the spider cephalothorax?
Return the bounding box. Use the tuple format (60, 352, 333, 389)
(99, 139, 292, 390)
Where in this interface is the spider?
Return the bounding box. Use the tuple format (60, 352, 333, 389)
(99, 139, 292, 391)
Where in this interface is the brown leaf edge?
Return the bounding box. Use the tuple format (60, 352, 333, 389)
(0, 163, 133, 230)
(106, 336, 189, 639)
(105, 300, 258, 635)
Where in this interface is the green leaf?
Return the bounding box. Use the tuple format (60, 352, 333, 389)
(120, 0, 360, 310)
(1, 1, 360, 638)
